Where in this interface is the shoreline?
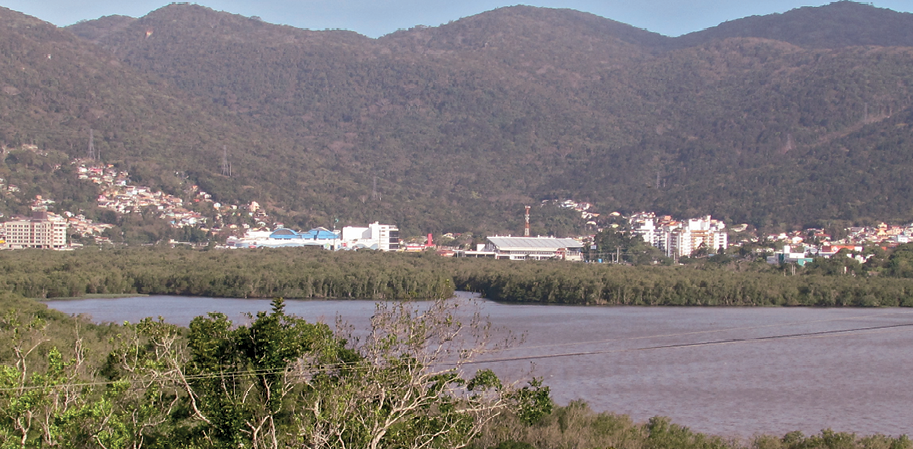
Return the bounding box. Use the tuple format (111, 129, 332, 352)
(38, 293, 150, 301)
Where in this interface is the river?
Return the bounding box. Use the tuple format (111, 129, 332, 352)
(45, 293, 913, 439)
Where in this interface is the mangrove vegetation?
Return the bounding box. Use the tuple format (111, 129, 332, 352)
(4, 244, 913, 307)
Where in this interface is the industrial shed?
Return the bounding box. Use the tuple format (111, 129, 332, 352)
(462, 236, 584, 261)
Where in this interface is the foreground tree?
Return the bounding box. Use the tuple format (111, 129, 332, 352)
(0, 313, 94, 448)
(181, 298, 343, 449)
(297, 298, 512, 449)
(100, 297, 517, 449)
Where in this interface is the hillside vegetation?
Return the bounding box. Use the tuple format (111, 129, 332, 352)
(2, 2, 913, 234)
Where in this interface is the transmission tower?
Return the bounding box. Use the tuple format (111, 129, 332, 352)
(524, 205, 530, 237)
(87, 129, 95, 161)
(221, 146, 231, 177)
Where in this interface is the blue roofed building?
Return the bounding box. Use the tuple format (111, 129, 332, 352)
(232, 226, 340, 248)
(269, 228, 302, 240)
(299, 227, 340, 240)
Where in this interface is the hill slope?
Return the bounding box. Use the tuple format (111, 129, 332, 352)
(0, 6, 371, 227)
(2, 2, 913, 234)
(676, 1, 913, 49)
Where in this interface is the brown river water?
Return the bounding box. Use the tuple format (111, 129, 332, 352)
(45, 292, 913, 439)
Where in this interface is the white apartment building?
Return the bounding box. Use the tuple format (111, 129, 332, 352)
(629, 212, 657, 246)
(340, 222, 400, 251)
(2, 213, 68, 249)
(630, 213, 727, 258)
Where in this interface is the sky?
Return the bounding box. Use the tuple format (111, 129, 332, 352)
(3, 0, 913, 38)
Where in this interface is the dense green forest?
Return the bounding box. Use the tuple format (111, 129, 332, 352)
(0, 247, 455, 300)
(1, 291, 910, 448)
(449, 239, 913, 306)
(451, 259, 913, 306)
(5, 244, 913, 306)
(2, 2, 913, 235)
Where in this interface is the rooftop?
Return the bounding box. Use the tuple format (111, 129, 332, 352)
(488, 236, 583, 251)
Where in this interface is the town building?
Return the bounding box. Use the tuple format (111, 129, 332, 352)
(226, 222, 400, 251)
(340, 222, 400, 251)
(629, 212, 658, 245)
(2, 212, 68, 249)
(460, 236, 584, 261)
(227, 227, 339, 249)
(767, 245, 814, 266)
(630, 213, 728, 258)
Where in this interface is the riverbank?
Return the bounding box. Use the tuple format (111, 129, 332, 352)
(39, 293, 150, 301)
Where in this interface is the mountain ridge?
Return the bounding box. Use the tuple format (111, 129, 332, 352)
(2, 2, 913, 235)
(676, 1, 913, 49)
(64, 1, 913, 48)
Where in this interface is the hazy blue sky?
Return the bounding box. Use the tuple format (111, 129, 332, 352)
(4, 0, 912, 38)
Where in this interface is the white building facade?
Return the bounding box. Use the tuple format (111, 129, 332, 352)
(340, 222, 400, 251)
(2, 214, 68, 249)
(629, 212, 657, 246)
(630, 213, 728, 258)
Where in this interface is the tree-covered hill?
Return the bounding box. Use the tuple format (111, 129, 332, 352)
(2, 1, 913, 235)
(0, 6, 326, 211)
(378, 5, 672, 55)
(65, 14, 135, 42)
(675, 1, 913, 49)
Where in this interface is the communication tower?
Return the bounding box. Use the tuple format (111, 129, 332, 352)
(87, 129, 95, 161)
(221, 146, 231, 177)
(524, 205, 530, 237)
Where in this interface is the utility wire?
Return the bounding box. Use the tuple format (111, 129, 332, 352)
(1, 319, 911, 392)
(491, 309, 913, 354)
(467, 321, 913, 365)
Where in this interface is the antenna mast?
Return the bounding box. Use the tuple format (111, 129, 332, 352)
(87, 129, 95, 161)
(221, 146, 231, 177)
(524, 205, 530, 237)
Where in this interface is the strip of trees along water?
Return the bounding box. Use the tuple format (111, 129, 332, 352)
(3, 244, 913, 306)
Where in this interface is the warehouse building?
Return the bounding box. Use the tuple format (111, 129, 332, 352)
(460, 236, 584, 261)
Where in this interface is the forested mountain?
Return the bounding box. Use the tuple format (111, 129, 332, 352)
(0, 6, 312, 209)
(675, 1, 913, 49)
(2, 1, 913, 235)
(65, 14, 135, 41)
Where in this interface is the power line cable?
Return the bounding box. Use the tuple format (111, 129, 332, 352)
(1, 320, 911, 392)
(466, 321, 913, 365)
(491, 309, 913, 354)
